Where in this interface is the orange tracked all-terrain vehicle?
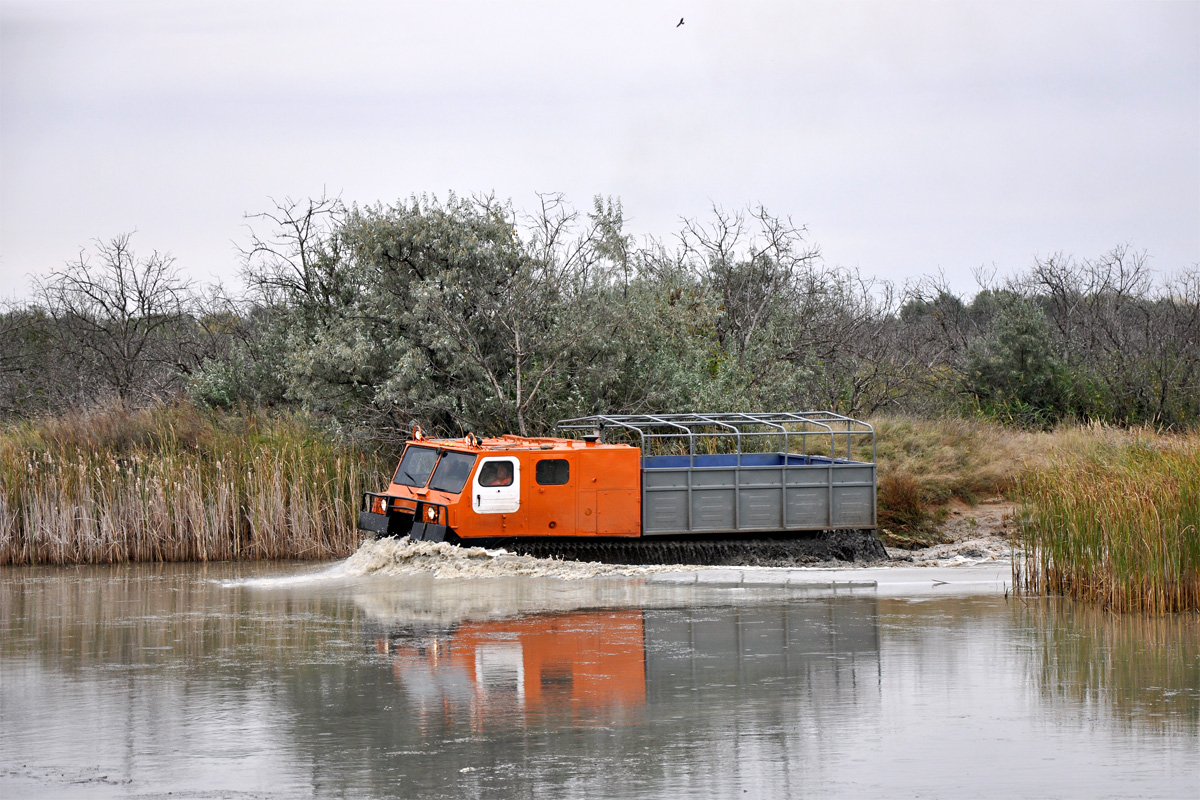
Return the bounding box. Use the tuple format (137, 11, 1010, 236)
(358, 413, 884, 564)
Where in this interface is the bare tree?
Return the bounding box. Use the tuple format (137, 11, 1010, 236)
(0, 302, 32, 380)
(679, 205, 821, 366)
(36, 233, 194, 403)
(241, 193, 346, 305)
(0, 303, 44, 413)
(806, 275, 922, 415)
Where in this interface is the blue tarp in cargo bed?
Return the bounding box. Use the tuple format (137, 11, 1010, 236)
(641, 453, 859, 469)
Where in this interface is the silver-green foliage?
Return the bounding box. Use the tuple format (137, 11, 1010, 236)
(227, 194, 865, 439)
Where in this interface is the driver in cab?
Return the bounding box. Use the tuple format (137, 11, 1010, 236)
(479, 461, 513, 487)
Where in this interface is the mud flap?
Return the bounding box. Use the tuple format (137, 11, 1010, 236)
(409, 523, 448, 542)
(358, 510, 390, 534)
(359, 510, 415, 538)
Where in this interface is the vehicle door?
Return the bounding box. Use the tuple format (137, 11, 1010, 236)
(528, 456, 575, 535)
(472, 457, 521, 514)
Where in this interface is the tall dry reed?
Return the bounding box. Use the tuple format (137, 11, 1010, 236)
(0, 403, 389, 565)
(1014, 428, 1200, 613)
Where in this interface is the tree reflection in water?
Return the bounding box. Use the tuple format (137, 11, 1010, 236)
(1018, 598, 1200, 731)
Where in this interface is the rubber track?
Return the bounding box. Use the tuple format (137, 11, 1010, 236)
(488, 530, 886, 567)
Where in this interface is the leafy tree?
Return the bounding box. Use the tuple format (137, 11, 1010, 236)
(964, 293, 1068, 426)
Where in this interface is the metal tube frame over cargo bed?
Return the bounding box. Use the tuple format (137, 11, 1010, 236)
(555, 412, 877, 536)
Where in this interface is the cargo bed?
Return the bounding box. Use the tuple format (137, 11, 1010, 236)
(556, 412, 877, 537)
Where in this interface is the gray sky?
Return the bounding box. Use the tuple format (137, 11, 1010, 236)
(2, 0, 1197, 299)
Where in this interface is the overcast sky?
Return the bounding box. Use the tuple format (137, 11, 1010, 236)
(2, 0, 1197, 299)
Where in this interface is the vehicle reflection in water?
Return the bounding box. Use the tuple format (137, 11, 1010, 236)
(380, 610, 649, 730)
(367, 596, 881, 736)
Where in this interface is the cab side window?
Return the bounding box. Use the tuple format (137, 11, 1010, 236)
(478, 461, 514, 487)
(535, 459, 569, 486)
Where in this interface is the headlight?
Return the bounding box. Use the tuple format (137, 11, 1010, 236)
(370, 496, 388, 515)
(425, 505, 438, 522)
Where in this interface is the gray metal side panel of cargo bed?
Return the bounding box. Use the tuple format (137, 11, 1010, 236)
(641, 463, 876, 535)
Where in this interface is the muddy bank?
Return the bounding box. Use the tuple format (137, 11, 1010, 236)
(884, 500, 1015, 567)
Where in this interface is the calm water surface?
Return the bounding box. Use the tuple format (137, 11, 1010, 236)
(1, 560, 1196, 799)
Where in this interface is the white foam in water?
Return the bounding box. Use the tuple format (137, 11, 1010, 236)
(224, 538, 1008, 594)
(221, 537, 671, 588)
(340, 537, 667, 580)
(220, 559, 357, 588)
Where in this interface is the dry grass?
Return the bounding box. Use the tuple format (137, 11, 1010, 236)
(1013, 428, 1200, 613)
(0, 402, 387, 565)
(871, 415, 1041, 504)
(859, 418, 1199, 611)
(868, 415, 1040, 544)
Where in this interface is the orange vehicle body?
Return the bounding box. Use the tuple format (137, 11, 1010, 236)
(359, 413, 879, 550)
(358, 432, 642, 543)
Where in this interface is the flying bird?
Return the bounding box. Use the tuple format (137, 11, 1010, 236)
(677, 17, 684, 27)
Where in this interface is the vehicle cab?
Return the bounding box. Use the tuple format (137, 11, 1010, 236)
(358, 429, 641, 544)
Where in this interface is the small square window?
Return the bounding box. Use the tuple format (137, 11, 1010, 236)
(535, 459, 569, 486)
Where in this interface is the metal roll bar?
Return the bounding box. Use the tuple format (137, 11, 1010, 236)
(554, 412, 876, 465)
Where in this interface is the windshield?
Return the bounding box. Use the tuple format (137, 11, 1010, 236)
(429, 451, 477, 494)
(393, 445, 439, 487)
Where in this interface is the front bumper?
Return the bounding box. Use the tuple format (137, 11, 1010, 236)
(358, 494, 451, 542)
